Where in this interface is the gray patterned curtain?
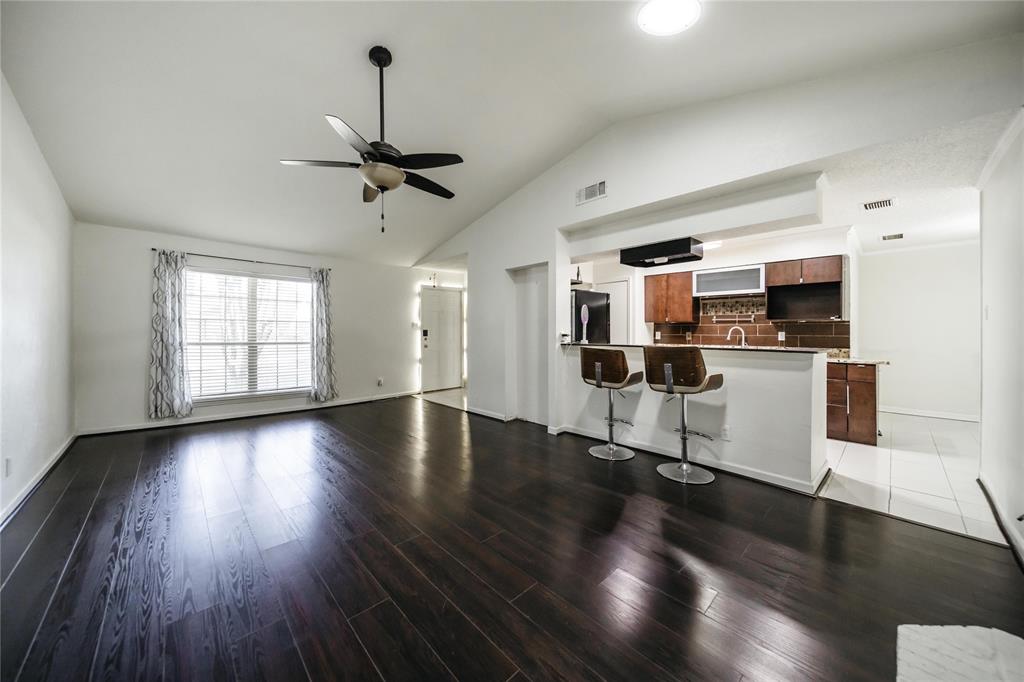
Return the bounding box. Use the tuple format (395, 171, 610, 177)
(148, 250, 193, 418)
(310, 267, 337, 402)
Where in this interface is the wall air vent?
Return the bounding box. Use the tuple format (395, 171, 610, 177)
(575, 180, 606, 206)
(881, 233, 904, 241)
(863, 197, 896, 211)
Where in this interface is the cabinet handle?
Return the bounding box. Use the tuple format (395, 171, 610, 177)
(846, 385, 850, 415)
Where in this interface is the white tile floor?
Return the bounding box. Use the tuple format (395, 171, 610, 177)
(419, 387, 467, 411)
(821, 412, 1007, 545)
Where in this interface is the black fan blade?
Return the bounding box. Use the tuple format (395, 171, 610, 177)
(325, 114, 374, 157)
(280, 159, 360, 168)
(404, 172, 454, 199)
(363, 183, 379, 203)
(398, 153, 463, 170)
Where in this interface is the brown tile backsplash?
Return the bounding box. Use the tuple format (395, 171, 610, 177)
(654, 295, 850, 350)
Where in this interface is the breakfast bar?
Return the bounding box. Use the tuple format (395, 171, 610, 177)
(558, 343, 829, 493)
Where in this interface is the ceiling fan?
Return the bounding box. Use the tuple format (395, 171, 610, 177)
(281, 45, 463, 232)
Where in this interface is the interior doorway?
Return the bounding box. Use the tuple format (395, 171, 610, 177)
(420, 287, 463, 394)
(590, 279, 630, 344)
(511, 264, 549, 426)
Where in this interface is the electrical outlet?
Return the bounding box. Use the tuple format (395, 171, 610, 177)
(377, 377, 384, 387)
(685, 331, 692, 342)
(3, 458, 10, 478)
(654, 331, 662, 340)
(721, 425, 731, 441)
(778, 331, 786, 342)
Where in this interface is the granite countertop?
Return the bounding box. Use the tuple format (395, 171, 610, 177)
(560, 342, 826, 354)
(828, 358, 889, 365)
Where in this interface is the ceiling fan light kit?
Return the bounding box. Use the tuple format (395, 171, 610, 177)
(359, 162, 405, 191)
(281, 45, 463, 233)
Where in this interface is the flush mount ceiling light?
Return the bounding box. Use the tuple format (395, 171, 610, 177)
(637, 0, 702, 36)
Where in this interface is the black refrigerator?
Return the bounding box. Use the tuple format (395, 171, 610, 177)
(571, 290, 611, 344)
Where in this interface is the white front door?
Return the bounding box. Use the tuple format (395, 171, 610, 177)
(421, 288, 463, 392)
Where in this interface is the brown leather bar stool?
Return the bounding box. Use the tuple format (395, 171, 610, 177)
(580, 348, 644, 461)
(643, 346, 723, 484)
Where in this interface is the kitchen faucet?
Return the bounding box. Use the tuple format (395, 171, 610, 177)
(726, 326, 747, 347)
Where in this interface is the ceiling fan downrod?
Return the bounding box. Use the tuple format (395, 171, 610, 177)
(368, 45, 392, 142)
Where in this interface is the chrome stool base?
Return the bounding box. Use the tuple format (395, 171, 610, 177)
(657, 461, 715, 485)
(589, 443, 636, 461)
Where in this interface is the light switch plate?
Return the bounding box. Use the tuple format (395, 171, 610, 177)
(654, 331, 662, 340)
(685, 331, 692, 342)
(778, 331, 786, 341)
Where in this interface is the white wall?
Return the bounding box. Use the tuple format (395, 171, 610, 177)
(72, 221, 463, 433)
(978, 112, 1024, 554)
(1, 76, 76, 518)
(858, 242, 981, 420)
(420, 36, 1023, 422)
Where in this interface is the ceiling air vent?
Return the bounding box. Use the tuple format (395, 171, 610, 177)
(576, 180, 606, 206)
(881, 233, 904, 241)
(863, 197, 896, 211)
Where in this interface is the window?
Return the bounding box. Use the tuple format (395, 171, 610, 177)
(184, 269, 313, 399)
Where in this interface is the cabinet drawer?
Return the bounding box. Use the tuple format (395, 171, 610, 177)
(847, 364, 875, 383)
(827, 362, 846, 380)
(827, 379, 847, 406)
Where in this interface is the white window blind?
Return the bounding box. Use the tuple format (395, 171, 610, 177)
(185, 269, 313, 399)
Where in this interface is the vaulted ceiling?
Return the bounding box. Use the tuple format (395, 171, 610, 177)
(3, 1, 1021, 266)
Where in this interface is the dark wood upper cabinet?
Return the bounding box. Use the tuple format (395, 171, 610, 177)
(767, 256, 842, 286)
(801, 256, 843, 284)
(665, 272, 699, 323)
(645, 273, 699, 323)
(765, 254, 846, 320)
(644, 274, 667, 323)
(766, 260, 802, 286)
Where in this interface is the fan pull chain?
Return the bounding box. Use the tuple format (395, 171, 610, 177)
(380, 190, 385, 233)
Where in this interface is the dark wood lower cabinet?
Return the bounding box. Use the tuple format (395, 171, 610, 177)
(826, 362, 877, 445)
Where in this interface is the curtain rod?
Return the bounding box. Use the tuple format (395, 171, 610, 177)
(150, 248, 330, 271)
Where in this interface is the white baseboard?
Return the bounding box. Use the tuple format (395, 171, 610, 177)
(978, 474, 1024, 559)
(75, 390, 420, 436)
(1, 432, 76, 526)
(879, 407, 980, 423)
(553, 424, 819, 495)
(466, 406, 511, 422)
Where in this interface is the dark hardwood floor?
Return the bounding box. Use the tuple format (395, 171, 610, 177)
(3, 396, 1022, 681)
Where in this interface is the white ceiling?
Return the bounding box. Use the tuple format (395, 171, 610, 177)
(820, 110, 1016, 252)
(3, 1, 1022, 266)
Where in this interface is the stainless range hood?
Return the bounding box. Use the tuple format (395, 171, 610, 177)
(619, 237, 704, 268)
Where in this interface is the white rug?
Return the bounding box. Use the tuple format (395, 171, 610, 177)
(897, 625, 1024, 681)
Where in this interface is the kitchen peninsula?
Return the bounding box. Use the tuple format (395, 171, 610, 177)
(557, 343, 829, 494)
